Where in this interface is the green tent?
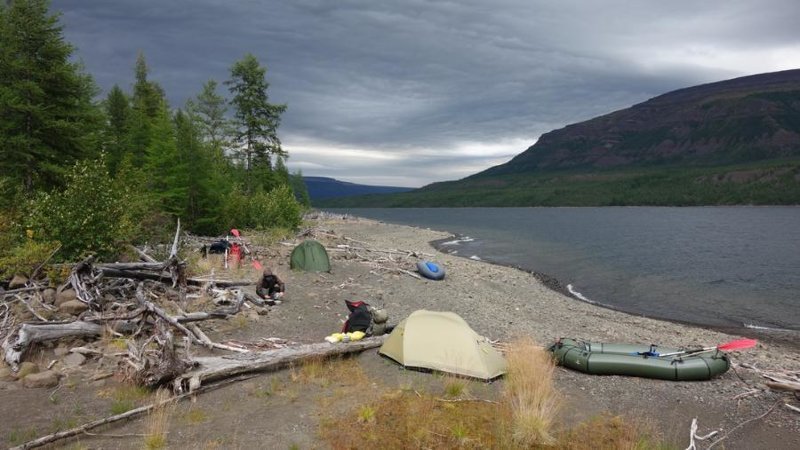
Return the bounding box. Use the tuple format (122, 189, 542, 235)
(290, 239, 331, 272)
(379, 310, 507, 380)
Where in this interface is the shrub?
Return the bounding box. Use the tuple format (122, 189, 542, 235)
(222, 184, 303, 231)
(23, 156, 139, 261)
(0, 238, 60, 279)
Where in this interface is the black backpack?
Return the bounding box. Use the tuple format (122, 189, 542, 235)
(342, 300, 373, 334)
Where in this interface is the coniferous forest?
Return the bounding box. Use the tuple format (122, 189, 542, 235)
(0, 0, 310, 273)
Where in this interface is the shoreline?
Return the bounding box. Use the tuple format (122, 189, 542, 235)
(430, 233, 800, 352)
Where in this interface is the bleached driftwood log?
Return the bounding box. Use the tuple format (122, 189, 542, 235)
(173, 336, 387, 393)
(3, 321, 104, 369)
(98, 268, 253, 287)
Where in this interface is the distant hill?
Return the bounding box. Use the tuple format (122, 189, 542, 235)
(323, 69, 800, 207)
(479, 69, 800, 176)
(303, 176, 413, 202)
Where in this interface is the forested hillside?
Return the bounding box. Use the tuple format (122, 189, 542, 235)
(0, 0, 309, 272)
(321, 70, 800, 207)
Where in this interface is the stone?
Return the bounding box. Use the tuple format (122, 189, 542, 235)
(9, 274, 28, 289)
(42, 288, 57, 305)
(59, 299, 88, 316)
(17, 362, 39, 379)
(63, 352, 86, 368)
(54, 345, 70, 357)
(55, 288, 77, 306)
(22, 370, 59, 388)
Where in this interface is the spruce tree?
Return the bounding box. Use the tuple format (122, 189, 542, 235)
(128, 52, 165, 166)
(144, 103, 187, 217)
(188, 79, 230, 158)
(103, 85, 131, 175)
(175, 109, 222, 234)
(226, 53, 286, 191)
(0, 0, 101, 192)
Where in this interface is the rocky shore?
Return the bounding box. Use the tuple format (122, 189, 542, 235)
(307, 215, 800, 449)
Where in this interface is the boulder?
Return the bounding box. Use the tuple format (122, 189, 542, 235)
(54, 344, 70, 357)
(63, 352, 86, 368)
(59, 299, 88, 316)
(55, 288, 77, 306)
(22, 370, 59, 389)
(42, 288, 57, 305)
(9, 274, 28, 289)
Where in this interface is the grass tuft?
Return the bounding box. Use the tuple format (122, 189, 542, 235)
(503, 336, 560, 447)
(142, 389, 175, 449)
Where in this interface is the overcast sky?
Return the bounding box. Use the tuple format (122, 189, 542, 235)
(52, 0, 800, 187)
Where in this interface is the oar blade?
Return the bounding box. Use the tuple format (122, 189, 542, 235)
(718, 338, 758, 352)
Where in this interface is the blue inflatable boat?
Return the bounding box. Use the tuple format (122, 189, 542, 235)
(417, 260, 445, 280)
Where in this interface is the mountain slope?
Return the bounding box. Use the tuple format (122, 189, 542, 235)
(321, 69, 800, 207)
(477, 69, 800, 177)
(303, 176, 413, 202)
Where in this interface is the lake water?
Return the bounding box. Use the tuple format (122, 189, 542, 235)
(328, 207, 800, 332)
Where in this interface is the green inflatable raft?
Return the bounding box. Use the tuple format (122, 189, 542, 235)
(548, 338, 730, 381)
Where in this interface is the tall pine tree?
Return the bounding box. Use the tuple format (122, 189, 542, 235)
(144, 103, 187, 217)
(103, 84, 131, 175)
(225, 54, 286, 192)
(175, 108, 223, 234)
(0, 0, 101, 192)
(127, 52, 165, 166)
(187, 79, 229, 159)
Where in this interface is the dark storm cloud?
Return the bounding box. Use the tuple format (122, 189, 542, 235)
(51, 0, 800, 186)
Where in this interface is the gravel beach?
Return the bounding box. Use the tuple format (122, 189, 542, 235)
(3, 214, 798, 449)
(287, 214, 800, 449)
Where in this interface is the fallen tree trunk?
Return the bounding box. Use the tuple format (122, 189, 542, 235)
(766, 380, 800, 392)
(174, 336, 387, 393)
(3, 321, 104, 368)
(99, 268, 253, 287)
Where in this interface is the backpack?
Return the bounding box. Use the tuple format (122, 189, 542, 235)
(342, 300, 390, 336)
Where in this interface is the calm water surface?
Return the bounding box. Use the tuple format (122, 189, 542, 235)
(329, 207, 800, 332)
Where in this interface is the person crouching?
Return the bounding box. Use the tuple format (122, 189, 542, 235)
(257, 268, 285, 305)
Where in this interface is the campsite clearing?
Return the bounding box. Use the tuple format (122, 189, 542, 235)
(2, 215, 799, 449)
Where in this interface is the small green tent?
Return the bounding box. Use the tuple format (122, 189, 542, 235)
(290, 239, 331, 272)
(379, 310, 507, 380)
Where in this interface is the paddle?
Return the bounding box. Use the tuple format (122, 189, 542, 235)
(659, 338, 758, 358)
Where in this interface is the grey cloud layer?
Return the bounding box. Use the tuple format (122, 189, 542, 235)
(52, 0, 800, 186)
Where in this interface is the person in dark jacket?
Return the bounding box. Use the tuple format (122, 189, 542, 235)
(256, 268, 285, 302)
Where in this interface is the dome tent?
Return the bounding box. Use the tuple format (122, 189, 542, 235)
(290, 239, 331, 272)
(379, 310, 506, 380)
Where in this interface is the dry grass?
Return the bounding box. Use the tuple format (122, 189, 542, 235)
(319, 338, 673, 450)
(502, 336, 561, 447)
(556, 414, 673, 450)
(290, 355, 369, 388)
(443, 375, 469, 398)
(98, 383, 151, 415)
(142, 389, 176, 449)
(320, 389, 501, 449)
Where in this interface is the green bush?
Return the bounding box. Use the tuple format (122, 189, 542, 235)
(223, 184, 303, 231)
(23, 156, 141, 261)
(0, 238, 60, 280)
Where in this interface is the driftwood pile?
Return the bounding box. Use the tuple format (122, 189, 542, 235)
(0, 222, 263, 385)
(0, 219, 433, 449)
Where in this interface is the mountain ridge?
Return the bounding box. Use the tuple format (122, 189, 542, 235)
(318, 69, 800, 207)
